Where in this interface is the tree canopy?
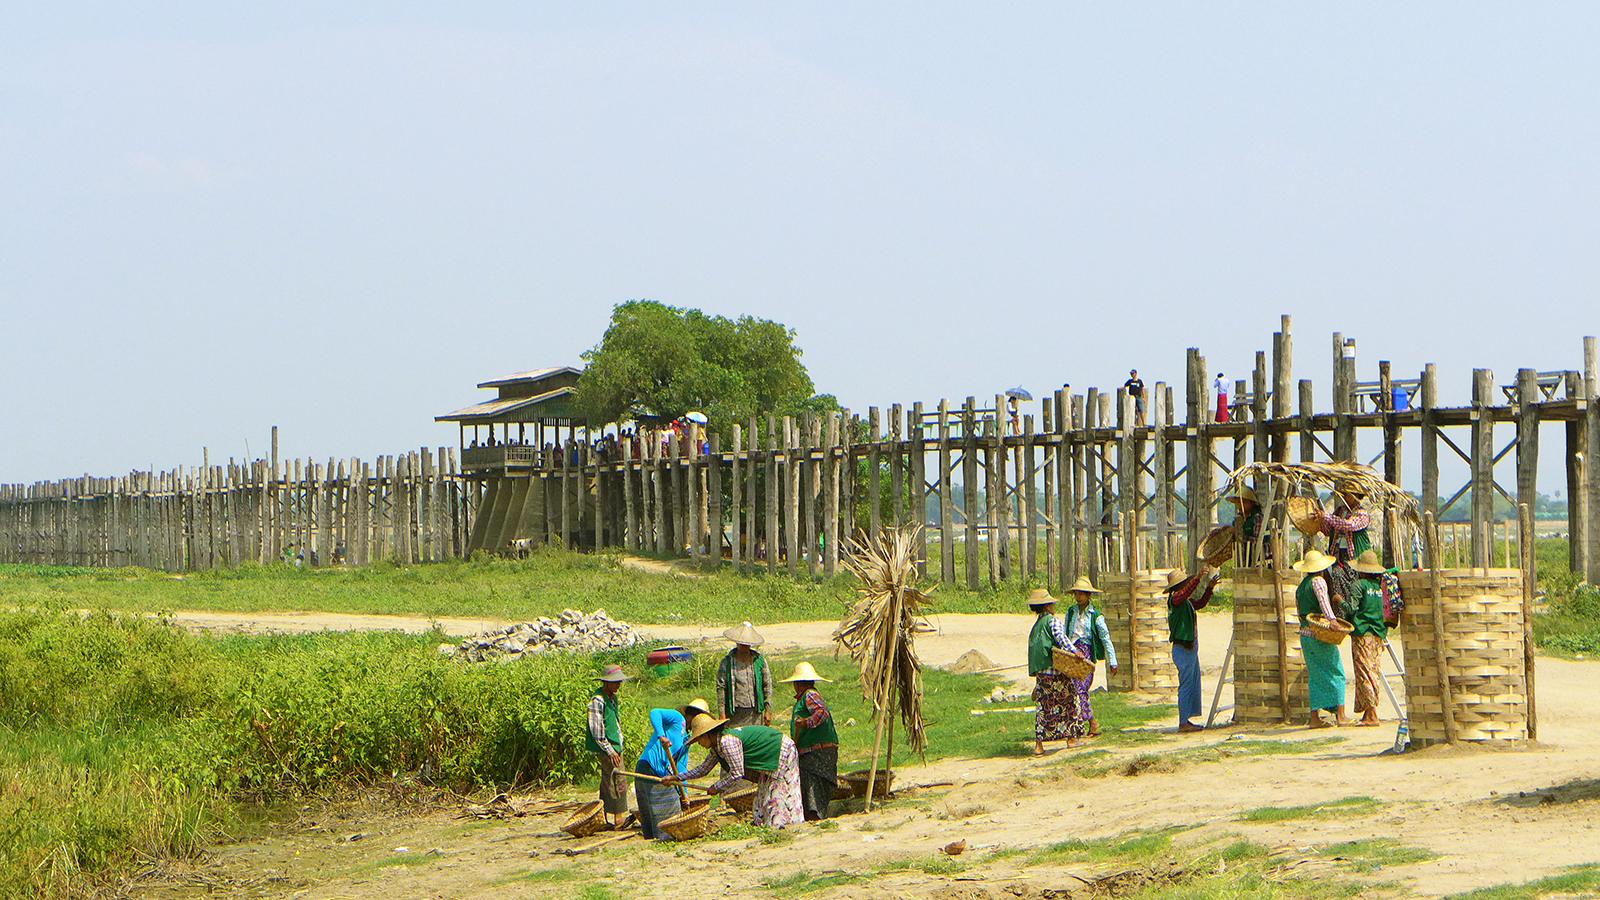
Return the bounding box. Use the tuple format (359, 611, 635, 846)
(576, 301, 835, 428)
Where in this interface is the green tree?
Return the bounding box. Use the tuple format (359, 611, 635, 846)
(576, 301, 835, 427)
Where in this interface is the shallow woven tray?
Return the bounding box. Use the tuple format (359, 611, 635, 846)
(559, 800, 608, 838)
(1051, 647, 1095, 680)
(722, 786, 758, 814)
(659, 803, 718, 841)
(841, 769, 895, 799)
(1305, 613, 1354, 646)
(1287, 496, 1323, 535)
(1198, 526, 1236, 565)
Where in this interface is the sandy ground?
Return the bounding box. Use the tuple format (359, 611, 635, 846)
(133, 604, 1599, 899)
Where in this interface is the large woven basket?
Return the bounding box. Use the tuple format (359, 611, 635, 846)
(1051, 647, 1095, 680)
(659, 803, 718, 841)
(842, 769, 895, 799)
(1287, 497, 1323, 535)
(559, 800, 608, 838)
(722, 786, 758, 814)
(1305, 614, 1354, 646)
(1197, 526, 1235, 565)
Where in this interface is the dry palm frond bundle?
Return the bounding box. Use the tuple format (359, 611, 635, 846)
(1224, 461, 1420, 528)
(835, 526, 931, 760)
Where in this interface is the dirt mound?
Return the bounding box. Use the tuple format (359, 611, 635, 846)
(948, 649, 998, 673)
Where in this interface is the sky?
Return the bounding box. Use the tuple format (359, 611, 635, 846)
(3, 4, 1599, 495)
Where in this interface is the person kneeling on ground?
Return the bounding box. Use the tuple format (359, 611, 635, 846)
(781, 662, 838, 821)
(1062, 577, 1118, 739)
(584, 664, 634, 829)
(1165, 566, 1220, 733)
(634, 704, 690, 840)
(668, 715, 804, 828)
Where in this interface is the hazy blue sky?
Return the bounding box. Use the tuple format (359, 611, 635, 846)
(4, 4, 1597, 492)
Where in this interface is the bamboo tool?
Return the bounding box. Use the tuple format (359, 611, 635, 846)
(622, 771, 716, 793)
(666, 747, 689, 805)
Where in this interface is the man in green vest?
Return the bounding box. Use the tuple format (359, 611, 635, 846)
(584, 664, 633, 828)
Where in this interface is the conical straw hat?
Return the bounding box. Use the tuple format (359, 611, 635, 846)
(723, 621, 765, 646)
(1067, 576, 1102, 594)
(1291, 549, 1336, 573)
(686, 713, 729, 743)
(1026, 588, 1057, 607)
(779, 661, 833, 683)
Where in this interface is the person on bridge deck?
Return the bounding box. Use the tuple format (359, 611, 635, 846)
(1124, 370, 1147, 426)
(716, 622, 774, 727)
(781, 662, 838, 821)
(1165, 566, 1220, 733)
(1214, 372, 1230, 423)
(1350, 550, 1390, 727)
(671, 716, 804, 828)
(584, 664, 633, 828)
(1294, 550, 1351, 728)
(1063, 577, 1119, 739)
(1027, 588, 1075, 754)
(633, 706, 690, 840)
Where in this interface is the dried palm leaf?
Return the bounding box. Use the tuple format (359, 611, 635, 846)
(834, 526, 930, 757)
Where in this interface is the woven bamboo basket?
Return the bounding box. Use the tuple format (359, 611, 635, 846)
(1050, 647, 1095, 680)
(1287, 497, 1323, 535)
(1100, 570, 1179, 696)
(1396, 569, 1527, 748)
(659, 803, 718, 841)
(1198, 527, 1236, 566)
(559, 800, 608, 838)
(1305, 614, 1353, 646)
(1230, 567, 1308, 725)
(722, 786, 758, 814)
(842, 769, 894, 799)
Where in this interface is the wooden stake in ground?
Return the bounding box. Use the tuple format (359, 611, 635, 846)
(1424, 512, 1458, 745)
(835, 526, 931, 811)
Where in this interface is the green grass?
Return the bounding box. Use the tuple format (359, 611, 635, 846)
(1317, 838, 1437, 873)
(491, 865, 588, 886)
(1027, 825, 1192, 865)
(1443, 863, 1600, 899)
(1239, 796, 1382, 822)
(1070, 736, 1345, 778)
(764, 869, 866, 896)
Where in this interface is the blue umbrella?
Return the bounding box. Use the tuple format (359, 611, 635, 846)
(684, 411, 709, 424)
(1005, 386, 1032, 401)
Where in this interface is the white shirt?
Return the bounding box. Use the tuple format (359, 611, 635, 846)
(1214, 376, 1227, 396)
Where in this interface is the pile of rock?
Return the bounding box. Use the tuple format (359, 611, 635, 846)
(446, 608, 642, 662)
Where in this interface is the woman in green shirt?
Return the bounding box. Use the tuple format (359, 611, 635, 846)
(1349, 550, 1389, 727)
(781, 662, 838, 821)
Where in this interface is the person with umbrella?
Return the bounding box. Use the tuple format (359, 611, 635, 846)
(1005, 387, 1031, 435)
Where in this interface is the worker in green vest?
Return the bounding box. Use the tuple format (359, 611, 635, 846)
(1061, 577, 1118, 739)
(584, 664, 633, 828)
(716, 621, 773, 726)
(781, 661, 838, 820)
(1027, 587, 1075, 755)
(671, 714, 804, 828)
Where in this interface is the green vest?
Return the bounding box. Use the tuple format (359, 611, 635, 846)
(719, 651, 766, 716)
(1063, 605, 1108, 662)
(727, 725, 783, 773)
(1167, 587, 1198, 644)
(1028, 613, 1056, 676)
(791, 692, 838, 748)
(583, 687, 621, 755)
(1295, 574, 1323, 628)
(1351, 576, 1387, 637)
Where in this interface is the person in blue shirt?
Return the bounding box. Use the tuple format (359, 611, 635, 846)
(634, 707, 691, 840)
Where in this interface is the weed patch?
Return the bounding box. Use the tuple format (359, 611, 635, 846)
(1443, 863, 1600, 900)
(1318, 838, 1437, 873)
(1240, 796, 1382, 822)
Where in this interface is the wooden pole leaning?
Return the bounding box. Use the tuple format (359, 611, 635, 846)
(1423, 512, 1458, 745)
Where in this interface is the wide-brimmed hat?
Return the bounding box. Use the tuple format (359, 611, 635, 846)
(595, 664, 632, 683)
(1067, 576, 1102, 595)
(1352, 549, 1387, 575)
(723, 621, 764, 647)
(1026, 587, 1057, 607)
(779, 661, 833, 684)
(1291, 550, 1336, 574)
(686, 713, 729, 743)
(1229, 485, 1257, 505)
(1162, 569, 1191, 592)
(681, 697, 712, 717)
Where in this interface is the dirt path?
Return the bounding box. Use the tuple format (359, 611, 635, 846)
(137, 606, 1600, 898)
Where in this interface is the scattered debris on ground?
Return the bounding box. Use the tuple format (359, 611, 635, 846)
(445, 608, 641, 660)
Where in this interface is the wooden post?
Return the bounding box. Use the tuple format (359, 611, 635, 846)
(1085, 387, 1102, 583)
(1421, 364, 1440, 522)
(1153, 385, 1171, 567)
(868, 408, 882, 540)
(1272, 316, 1292, 464)
(730, 426, 742, 571)
(786, 416, 800, 580)
(962, 398, 980, 590)
(747, 417, 759, 572)
(1042, 399, 1056, 586)
(1587, 336, 1600, 586)
(803, 414, 818, 578)
(1567, 369, 1586, 575)
(891, 403, 905, 529)
(938, 400, 955, 584)
(1424, 513, 1458, 745)
(985, 413, 1001, 585)
(911, 402, 927, 579)
(1516, 369, 1540, 534)
(1520, 502, 1538, 741)
(1054, 390, 1070, 588)
(1471, 369, 1494, 568)
(825, 413, 841, 577)
(708, 433, 723, 568)
(1116, 391, 1135, 576)
(766, 415, 779, 575)
(1070, 393, 1087, 585)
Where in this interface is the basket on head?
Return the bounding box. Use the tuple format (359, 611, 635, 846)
(1287, 496, 1324, 535)
(559, 800, 608, 838)
(659, 803, 718, 841)
(1197, 526, 1235, 566)
(842, 769, 895, 799)
(1051, 647, 1095, 680)
(722, 785, 758, 814)
(1305, 613, 1354, 646)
